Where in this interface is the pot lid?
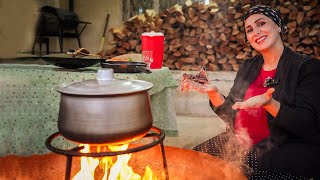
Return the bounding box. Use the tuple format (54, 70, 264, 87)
(56, 79, 153, 95)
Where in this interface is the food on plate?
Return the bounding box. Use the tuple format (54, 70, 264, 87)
(181, 67, 209, 91)
(182, 67, 209, 84)
(67, 48, 99, 58)
(108, 57, 133, 61)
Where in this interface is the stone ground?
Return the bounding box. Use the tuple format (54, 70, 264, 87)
(164, 114, 226, 150)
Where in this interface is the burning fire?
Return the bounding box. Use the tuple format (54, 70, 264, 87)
(73, 144, 157, 180)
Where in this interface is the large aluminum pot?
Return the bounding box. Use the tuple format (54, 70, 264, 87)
(56, 69, 153, 144)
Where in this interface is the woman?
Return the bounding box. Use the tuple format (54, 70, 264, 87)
(182, 5, 320, 179)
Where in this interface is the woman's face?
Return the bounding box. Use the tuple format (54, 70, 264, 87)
(244, 14, 281, 52)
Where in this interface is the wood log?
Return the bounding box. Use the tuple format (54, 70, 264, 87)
(302, 37, 313, 44)
(232, 64, 240, 71)
(180, 57, 195, 63)
(228, 58, 237, 64)
(199, 21, 209, 29)
(187, 7, 196, 19)
(289, 10, 298, 20)
(176, 15, 186, 23)
(280, 6, 290, 14)
(185, 19, 193, 27)
(199, 53, 206, 60)
(222, 63, 233, 71)
(207, 55, 216, 63)
(236, 52, 247, 60)
(135, 45, 141, 52)
(232, 29, 240, 35)
(199, 11, 211, 21)
(185, 45, 196, 51)
(309, 28, 319, 36)
(169, 17, 177, 24)
(173, 50, 182, 57)
(191, 64, 202, 71)
(220, 33, 227, 42)
(190, 29, 196, 36)
(117, 47, 127, 54)
(198, 58, 209, 66)
(226, 52, 235, 59)
(174, 61, 183, 69)
(297, 11, 305, 25)
(122, 42, 131, 50)
(314, 46, 320, 56)
(181, 64, 192, 71)
(207, 63, 220, 71)
(303, 47, 313, 54)
(188, 51, 199, 58)
(206, 49, 214, 55)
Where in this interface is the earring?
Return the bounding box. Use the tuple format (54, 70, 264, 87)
(278, 29, 281, 33)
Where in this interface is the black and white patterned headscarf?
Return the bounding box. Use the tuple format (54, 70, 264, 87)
(242, 5, 287, 37)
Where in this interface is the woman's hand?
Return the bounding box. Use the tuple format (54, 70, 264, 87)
(181, 78, 225, 107)
(232, 88, 275, 110)
(181, 79, 218, 94)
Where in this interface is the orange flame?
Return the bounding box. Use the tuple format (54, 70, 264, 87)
(72, 144, 157, 180)
(73, 144, 99, 180)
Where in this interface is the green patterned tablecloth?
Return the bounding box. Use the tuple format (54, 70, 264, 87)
(0, 64, 178, 156)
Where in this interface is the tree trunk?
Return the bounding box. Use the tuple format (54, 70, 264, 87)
(124, 0, 131, 21)
(153, 0, 160, 14)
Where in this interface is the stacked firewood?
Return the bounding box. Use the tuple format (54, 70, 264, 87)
(108, 0, 320, 71)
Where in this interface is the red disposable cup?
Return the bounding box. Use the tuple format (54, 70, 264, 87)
(141, 31, 164, 69)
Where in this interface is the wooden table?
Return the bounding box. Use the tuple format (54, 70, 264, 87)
(0, 64, 178, 156)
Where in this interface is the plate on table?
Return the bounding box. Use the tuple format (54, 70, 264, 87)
(40, 54, 102, 69)
(100, 60, 151, 73)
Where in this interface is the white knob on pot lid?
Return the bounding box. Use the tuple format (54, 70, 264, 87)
(96, 68, 114, 80)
